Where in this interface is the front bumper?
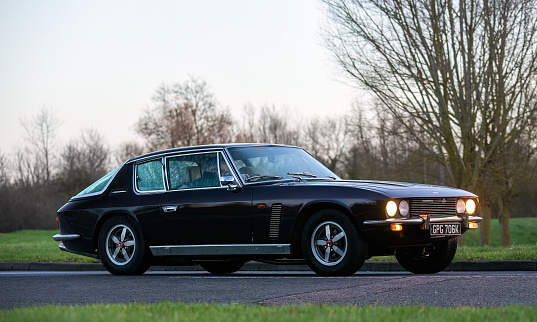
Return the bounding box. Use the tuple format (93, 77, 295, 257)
(363, 215, 483, 227)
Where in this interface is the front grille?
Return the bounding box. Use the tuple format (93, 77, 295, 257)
(410, 198, 457, 217)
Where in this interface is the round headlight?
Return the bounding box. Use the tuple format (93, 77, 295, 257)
(456, 199, 466, 213)
(386, 201, 397, 217)
(466, 199, 476, 214)
(399, 200, 409, 217)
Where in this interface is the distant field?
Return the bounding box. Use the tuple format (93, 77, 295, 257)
(1, 218, 536, 263)
(2, 303, 537, 321)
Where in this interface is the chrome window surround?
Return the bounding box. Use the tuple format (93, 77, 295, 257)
(133, 149, 243, 194)
(133, 157, 167, 195)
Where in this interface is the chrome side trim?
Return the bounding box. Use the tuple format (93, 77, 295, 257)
(53, 234, 81, 241)
(150, 244, 291, 256)
(363, 216, 483, 226)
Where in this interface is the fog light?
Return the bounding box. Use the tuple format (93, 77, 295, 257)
(469, 222, 478, 229)
(391, 223, 403, 231)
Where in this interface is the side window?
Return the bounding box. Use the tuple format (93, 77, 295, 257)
(136, 159, 165, 192)
(167, 152, 222, 190)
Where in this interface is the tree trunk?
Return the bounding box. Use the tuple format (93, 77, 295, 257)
(479, 203, 491, 246)
(498, 197, 511, 246)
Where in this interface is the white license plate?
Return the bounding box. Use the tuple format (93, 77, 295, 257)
(430, 223, 461, 236)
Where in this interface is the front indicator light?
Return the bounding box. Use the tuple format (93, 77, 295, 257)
(391, 223, 403, 231)
(469, 222, 478, 229)
(466, 199, 476, 214)
(386, 201, 397, 217)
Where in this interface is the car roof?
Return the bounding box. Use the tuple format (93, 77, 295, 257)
(126, 143, 299, 163)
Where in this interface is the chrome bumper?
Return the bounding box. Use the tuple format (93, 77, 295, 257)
(363, 216, 483, 226)
(53, 233, 80, 242)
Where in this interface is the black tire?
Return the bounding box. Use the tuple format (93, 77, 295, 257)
(98, 215, 151, 275)
(199, 259, 246, 274)
(395, 238, 457, 274)
(301, 209, 368, 276)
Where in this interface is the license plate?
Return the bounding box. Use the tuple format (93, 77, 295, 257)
(430, 223, 461, 236)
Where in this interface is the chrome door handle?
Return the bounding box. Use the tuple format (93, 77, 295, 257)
(162, 206, 178, 213)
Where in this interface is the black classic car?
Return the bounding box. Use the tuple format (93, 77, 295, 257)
(53, 144, 481, 276)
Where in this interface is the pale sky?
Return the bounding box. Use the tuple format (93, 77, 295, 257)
(0, 0, 357, 155)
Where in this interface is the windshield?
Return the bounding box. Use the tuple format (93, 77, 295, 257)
(227, 146, 339, 182)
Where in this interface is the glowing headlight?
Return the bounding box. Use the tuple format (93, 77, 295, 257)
(456, 199, 466, 213)
(466, 199, 476, 214)
(386, 201, 397, 217)
(399, 200, 409, 217)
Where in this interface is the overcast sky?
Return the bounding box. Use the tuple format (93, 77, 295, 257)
(0, 0, 357, 155)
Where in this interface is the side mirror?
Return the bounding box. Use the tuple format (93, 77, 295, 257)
(220, 176, 239, 192)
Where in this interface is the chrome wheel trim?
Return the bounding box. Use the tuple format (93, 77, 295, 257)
(105, 224, 136, 266)
(311, 221, 347, 266)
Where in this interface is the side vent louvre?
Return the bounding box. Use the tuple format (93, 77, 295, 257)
(269, 203, 282, 240)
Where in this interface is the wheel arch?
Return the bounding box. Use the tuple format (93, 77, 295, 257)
(291, 201, 355, 257)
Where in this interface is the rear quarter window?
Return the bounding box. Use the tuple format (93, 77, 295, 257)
(136, 159, 165, 192)
(75, 167, 120, 197)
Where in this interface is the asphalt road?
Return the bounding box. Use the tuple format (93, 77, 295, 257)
(2, 271, 537, 309)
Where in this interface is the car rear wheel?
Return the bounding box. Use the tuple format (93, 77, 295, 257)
(302, 209, 368, 276)
(199, 259, 246, 274)
(98, 216, 151, 275)
(395, 238, 457, 274)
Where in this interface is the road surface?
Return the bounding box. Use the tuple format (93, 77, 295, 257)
(1, 271, 536, 309)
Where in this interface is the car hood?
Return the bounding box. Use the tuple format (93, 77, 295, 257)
(278, 179, 478, 199)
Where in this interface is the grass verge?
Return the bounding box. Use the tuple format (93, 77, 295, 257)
(0, 230, 97, 263)
(2, 303, 537, 321)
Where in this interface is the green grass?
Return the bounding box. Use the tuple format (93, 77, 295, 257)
(2, 303, 537, 321)
(455, 245, 537, 260)
(1, 218, 537, 263)
(0, 230, 97, 263)
(462, 218, 537, 247)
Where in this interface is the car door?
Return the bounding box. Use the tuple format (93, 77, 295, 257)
(160, 151, 253, 245)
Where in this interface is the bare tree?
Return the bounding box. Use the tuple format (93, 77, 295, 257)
(114, 141, 147, 164)
(137, 76, 234, 150)
(322, 0, 537, 246)
(0, 151, 7, 186)
(17, 107, 62, 186)
(57, 128, 110, 197)
(305, 115, 350, 172)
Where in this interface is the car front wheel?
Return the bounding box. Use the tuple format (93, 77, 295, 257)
(395, 238, 457, 274)
(302, 209, 368, 276)
(98, 216, 151, 275)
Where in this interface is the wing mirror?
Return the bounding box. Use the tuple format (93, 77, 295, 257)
(220, 176, 239, 191)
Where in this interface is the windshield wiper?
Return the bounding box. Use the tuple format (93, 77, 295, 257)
(287, 172, 317, 178)
(245, 175, 283, 182)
